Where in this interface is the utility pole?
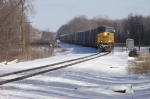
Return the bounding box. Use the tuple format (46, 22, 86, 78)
(19, 20, 32, 52)
(138, 24, 141, 51)
(135, 22, 141, 51)
(19, 0, 25, 52)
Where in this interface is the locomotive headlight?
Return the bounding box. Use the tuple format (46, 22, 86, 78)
(104, 32, 107, 36)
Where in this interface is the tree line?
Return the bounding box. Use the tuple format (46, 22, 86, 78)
(57, 14, 150, 46)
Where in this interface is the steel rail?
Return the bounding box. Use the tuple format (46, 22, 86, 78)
(0, 52, 110, 85)
(0, 53, 99, 77)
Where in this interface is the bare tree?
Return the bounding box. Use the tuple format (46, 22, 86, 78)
(0, 0, 35, 61)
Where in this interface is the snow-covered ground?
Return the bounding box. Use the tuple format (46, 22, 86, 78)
(0, 43, 150, 99)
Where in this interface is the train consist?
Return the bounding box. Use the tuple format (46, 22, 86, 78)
(59, 26, 115, 51)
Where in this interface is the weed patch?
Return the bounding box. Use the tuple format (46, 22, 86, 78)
(127, 53, 150, 76)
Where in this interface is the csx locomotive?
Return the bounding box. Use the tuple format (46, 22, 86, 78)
(59, 26, 115, 51)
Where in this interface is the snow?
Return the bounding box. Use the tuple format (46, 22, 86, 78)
(0, 43, 150, 99)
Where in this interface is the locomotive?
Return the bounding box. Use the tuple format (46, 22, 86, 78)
(59, 26, 115, 52)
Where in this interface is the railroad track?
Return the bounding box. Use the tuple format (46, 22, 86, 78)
(0, 51, 111, 85)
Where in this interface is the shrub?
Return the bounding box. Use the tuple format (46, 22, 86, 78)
(128, 48, 138, 57)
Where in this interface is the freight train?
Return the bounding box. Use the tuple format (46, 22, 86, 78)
(59, 26, 115, 52)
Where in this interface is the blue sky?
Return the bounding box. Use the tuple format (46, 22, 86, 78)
(29, 0, 150, 32)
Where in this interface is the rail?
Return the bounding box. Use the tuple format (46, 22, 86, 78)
(0, 51, 111, 85)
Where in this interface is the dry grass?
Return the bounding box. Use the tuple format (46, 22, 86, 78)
(127, 53, 150, 76)
(0, 44, 68, 63)
(18, 46, 69, 61)
(17, 46, 53, 61)
(0, 52, 19, 62)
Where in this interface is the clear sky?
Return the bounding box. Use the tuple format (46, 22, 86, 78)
(29, 0, 150, 32)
